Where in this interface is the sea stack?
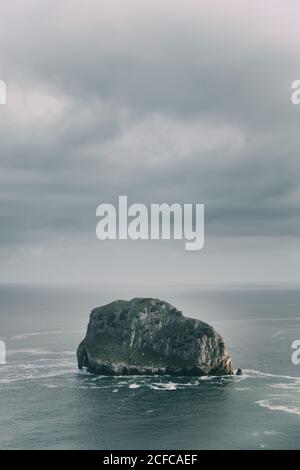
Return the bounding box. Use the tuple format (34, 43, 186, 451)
(77, 298, 233, 376)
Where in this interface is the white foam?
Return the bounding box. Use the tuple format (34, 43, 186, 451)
(129, 383, 140, 389)
(10, 331, 64, 340)
(256, 399, 300, 416)
(77, 368, 93, 376)
(150, 382, 177, 390)
(10, 330, 81, 340)
(244, 369, 300, 381)
(0, 358, 77, 384)
(7, 348, 57, 356)
(270, 383, 300, 391)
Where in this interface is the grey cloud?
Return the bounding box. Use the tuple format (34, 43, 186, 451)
(0, 1, 299, 283)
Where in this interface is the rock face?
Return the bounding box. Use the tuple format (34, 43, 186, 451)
(77, 298, 233, 376)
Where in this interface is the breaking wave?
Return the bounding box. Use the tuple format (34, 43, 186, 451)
(256, 399, 300, 417)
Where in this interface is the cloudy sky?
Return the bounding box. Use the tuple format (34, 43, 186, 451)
(0, 0, 299, 285)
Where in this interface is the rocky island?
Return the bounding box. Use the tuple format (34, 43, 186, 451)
(77, 298, 233, 376)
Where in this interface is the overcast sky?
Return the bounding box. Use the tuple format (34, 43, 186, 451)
(0, 0, 299, 285)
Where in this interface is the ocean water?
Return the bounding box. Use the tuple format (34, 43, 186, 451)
(0, 284, 299, 450)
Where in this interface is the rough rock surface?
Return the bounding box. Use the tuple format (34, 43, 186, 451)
(77, 298, 233, 376)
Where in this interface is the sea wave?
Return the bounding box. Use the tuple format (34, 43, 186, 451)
(256, 399, 300, 417)
(243, 369, 300, 381)
(10, 330, 81, 340)
(0, 358, 77, 384)
(7, 348, 59, 356)
(150, 382, 178, 391)
(129, 383, 140, 389)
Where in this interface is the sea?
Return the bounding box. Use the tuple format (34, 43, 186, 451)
(0, 284, 299, 450)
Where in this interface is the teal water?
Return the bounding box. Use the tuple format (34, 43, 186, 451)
(0, 285, 299, 449)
